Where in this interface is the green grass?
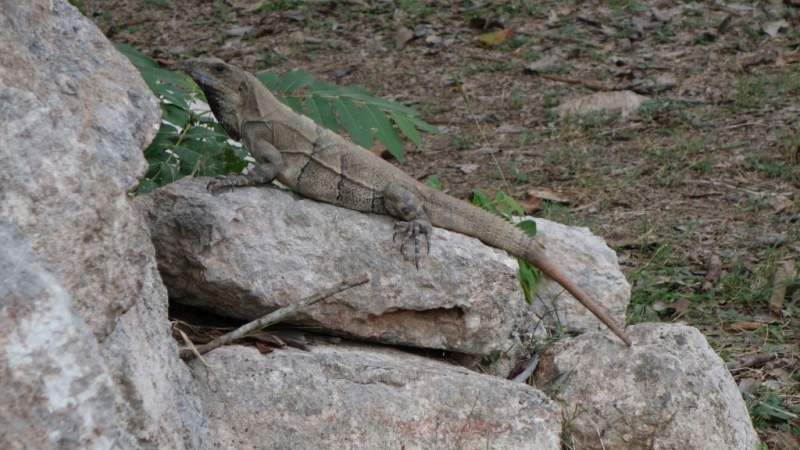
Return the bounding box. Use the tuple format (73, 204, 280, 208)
(450, 133, 474, 151)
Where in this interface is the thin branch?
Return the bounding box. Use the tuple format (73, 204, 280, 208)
(743, 392, 799, 420)
(179, 273, 370, 360)
(726, 353, 777, 372)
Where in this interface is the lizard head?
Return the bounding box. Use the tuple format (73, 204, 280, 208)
(184, 57, 250, 141)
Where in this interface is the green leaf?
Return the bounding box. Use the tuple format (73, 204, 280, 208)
(497, 200, 513, 219)
(172, 145, 203, 168)
(282, 96, 304, 115)
(143, 66, 196, 91)
(158, 88, 190, 110)
(406, 115, 441, 135)
(339, 84, 372, 96)
(517, 220, 537, 238)
(221, 147, 249, 173)
(502, 194, 525, 217)
(278, 70, 314, 93)
(517, 260, 540, 304)
(145, 128, 177, 156)
(364, 104, 404, 162)
(347, 94, 419, 116)
(472, 189, 492, 209)
(305, 96, 338, 131)
(334, 97, 372, 149)
(256, 71, 280, 91)
(183, 125, 230, 142)
(158, 161, 181, 183)
(391, 111, 422, 148)
(309, 79, 338, 92)
(161, 103, 190, 127)
(135, 178, 159, 195)
(115, 43, 159, 68)
(426, 175, 442, 191)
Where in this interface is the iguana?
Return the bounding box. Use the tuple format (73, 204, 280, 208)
(184, 58, 632, 346)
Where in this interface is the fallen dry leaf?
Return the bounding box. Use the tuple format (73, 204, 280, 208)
(476, 28, 515, 47)
(523, 55, 564, 73)
(606, 231, 659, 249)
(755, 233, 788, 247)
(553, 90, 648, 118)
(254, 341, 273, 354)
(766, 194, 793, 213)
(737, 378, 760, 395)
(394, 26, 414, 49)
(673, 298, 692, 315)
(517, 195, 542, 215)
(762, 20, 789, 37)
(727, 321, 763, 332)
(524, 188, 571, 204)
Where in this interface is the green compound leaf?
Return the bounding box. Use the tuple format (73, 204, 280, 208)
(364, 104, 404, 162)
(334, 97, 373, 149)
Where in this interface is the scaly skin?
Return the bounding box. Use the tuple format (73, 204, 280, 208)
(184, 58, 632, 346)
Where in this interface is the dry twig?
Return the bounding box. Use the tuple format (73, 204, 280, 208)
(179, 273, 370, 359)
(726, 353, 777, 372)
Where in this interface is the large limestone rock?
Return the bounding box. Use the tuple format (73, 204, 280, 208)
(0, 0, 155, 340)
(0, 1, 209, 448)
(136, 177, 629, 355)
(534, 323, 759, 450)
(99, 253, 210, 449)
(192, 343, 564, 450)
(0, 225, 120, 449)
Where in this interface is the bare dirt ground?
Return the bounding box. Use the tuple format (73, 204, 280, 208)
(75, 0, 799, 446)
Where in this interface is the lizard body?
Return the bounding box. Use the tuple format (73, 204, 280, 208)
(184, 58, 631, 346)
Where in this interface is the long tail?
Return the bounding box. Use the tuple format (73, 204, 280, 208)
(422, 189, 632, 346)
(523, 245, 632, 346)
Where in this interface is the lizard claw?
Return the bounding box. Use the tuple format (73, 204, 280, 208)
(393, 220, 431, 269)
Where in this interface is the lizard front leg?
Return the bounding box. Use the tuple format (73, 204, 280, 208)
(208, 121, 283, 194)
(383, 183, 431, 269)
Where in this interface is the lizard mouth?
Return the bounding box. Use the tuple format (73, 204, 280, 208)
(184, 65, 220, 90)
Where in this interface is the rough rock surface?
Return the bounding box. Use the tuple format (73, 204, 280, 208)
(100, 248, 211, 449)
(534, 322, 759, 450)
(0, 0, 157, 339)
(137, 177, 629, 355)
(0, 225, 120, 450)
(192, 343, 564, 450)
(0, 1, 210, 448)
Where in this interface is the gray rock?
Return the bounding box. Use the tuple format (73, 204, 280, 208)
(192, 343, 564, 450)
(534, 323, 759, 450)
(0, 0, 157, 339)
(137, 178, 629, 355)
(100, 239, 211, 449)
(0, 224, 119, 450)
(0, 1, 210, 448)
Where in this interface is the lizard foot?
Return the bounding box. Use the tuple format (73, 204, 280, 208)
(207, 175, 248, 195)
(393, 219, 431, 269)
